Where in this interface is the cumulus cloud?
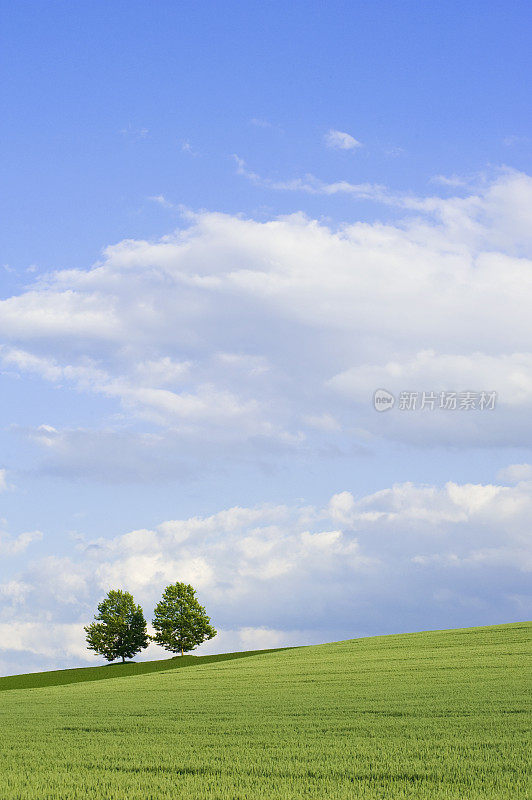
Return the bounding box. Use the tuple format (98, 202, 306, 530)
(0, 622, 89, 661)
(497, 463, 532, 484)
(0, 580, 32, 604)
(329, 351, 532, 406)
(239, 163, 532, 252)
(0, 170, 531, 478)
(325, 129, 363, 150)
(0, 529, 42, 557)
(1, 474, 530, 674)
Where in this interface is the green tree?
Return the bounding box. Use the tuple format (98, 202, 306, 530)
(84, 589, 149, 663)
(152, 582, 217, 656)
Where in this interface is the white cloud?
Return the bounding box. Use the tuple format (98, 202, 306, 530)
(0, 529, 42, 557)
(0, 170, 531, 472)
(0, 470, 8, 492)
(234, 154, 382, 196)
(2, 347, 268, 433)
(0, 621, 319, 673)
(431, 174, 472, 187)
(0, 622, 90, 662)
(234, 160, 532, 251)
(1, 473, 530, 674)
(497, 464, 532, 484)
(0, 580, 32, 603)
(325, 129, 363, 150)
(235, 627, 306, 650)
(303, 413, 340, 432)
(216, 352, 270, 376)
(329, 351, 532, 406)
(328, 491, 356, 525)
(17, 426, 195, 484)
(148, 194, 174, 209)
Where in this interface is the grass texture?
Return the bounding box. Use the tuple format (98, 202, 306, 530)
(0, 647, 287, 692)
(0, 622, 529, 799)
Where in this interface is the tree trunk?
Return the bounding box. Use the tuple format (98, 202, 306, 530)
(122, 655, 125, 663)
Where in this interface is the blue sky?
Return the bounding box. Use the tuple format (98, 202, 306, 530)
(1, 1, 531, 675)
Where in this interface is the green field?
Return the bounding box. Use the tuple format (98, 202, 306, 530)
(0, 647, 288, 692)
(0, 623, 529, 799)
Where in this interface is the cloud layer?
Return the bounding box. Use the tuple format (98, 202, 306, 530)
(1, 170, 532, 479)
(1, 170, 531, 675)
(1, 472, 530, 675)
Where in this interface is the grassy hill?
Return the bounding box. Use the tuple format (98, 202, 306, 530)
(0, 647, 289, 692)
(0, 622, 529, 799)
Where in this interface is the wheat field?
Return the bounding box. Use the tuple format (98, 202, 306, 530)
(0, 622, 529, 799)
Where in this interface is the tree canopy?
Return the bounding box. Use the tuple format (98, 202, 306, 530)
(151, 582, 216, 656)
(85, 589, 149, 663)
